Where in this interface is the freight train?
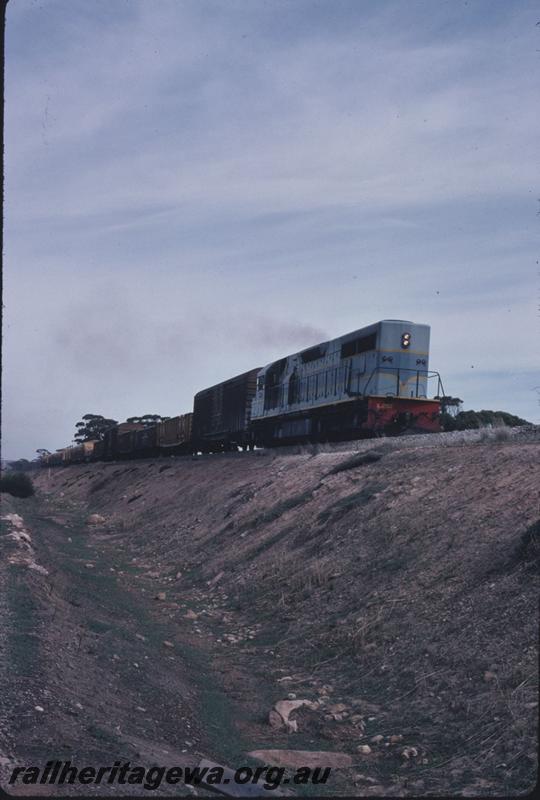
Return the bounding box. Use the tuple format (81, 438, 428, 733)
(41, 319, 445, 465)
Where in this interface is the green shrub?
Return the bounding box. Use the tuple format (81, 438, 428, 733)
(441, 409, 530, 432)
(0, 471, 35, 498)
(7, 458, 34, 472)
(439, 412, 458, 431)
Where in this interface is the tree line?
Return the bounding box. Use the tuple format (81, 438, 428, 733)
(74, 413, 170, 442)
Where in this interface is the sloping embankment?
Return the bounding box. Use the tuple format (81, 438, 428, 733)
(12, 433, 540, 794)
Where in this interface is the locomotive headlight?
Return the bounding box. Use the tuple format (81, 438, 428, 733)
(401, 332, 411, 349)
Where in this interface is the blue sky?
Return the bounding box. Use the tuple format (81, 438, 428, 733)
(4, 0, 539, 458)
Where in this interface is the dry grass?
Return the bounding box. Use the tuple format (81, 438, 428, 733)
(328, 448, 388, 475)
(478, 425, 513, 443)
(261, 550, 334, 608)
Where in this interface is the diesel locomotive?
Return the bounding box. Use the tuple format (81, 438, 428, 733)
(42, 319, 444, 465)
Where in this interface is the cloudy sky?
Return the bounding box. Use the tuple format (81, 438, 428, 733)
(4, 0, 539, 459)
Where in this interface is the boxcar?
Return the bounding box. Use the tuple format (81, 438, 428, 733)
(92, 440, 105, 461)
(102, 426, 117, 461)
(134, 425, 158, 457)
(68, 444, 86, 463)
(193, 368, 260, 451)
(62, 447, 75, 464)
(156, 414, 193, 453)
(103, 423, 145, 460)
(117, 427, 143, 458)
(81, 441, 97, 461)
(48, 450, 66, 466)
(60, 449, 71, 465)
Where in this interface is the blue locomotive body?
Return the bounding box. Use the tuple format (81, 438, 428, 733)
(250, 320, 442, 443)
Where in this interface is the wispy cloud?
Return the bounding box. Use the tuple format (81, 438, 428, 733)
(4, 0, 539, 457)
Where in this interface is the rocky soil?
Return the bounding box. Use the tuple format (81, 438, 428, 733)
(1, 427, 539, 796)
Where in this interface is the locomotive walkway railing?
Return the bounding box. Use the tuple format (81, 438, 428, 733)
(262, 365, 446, 412)
(359, 367, 445, 400)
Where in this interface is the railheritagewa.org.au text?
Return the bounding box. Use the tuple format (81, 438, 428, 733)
(8, 760, 332, 791)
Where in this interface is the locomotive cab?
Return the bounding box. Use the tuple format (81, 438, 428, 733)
(372, 320, 431, 399)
